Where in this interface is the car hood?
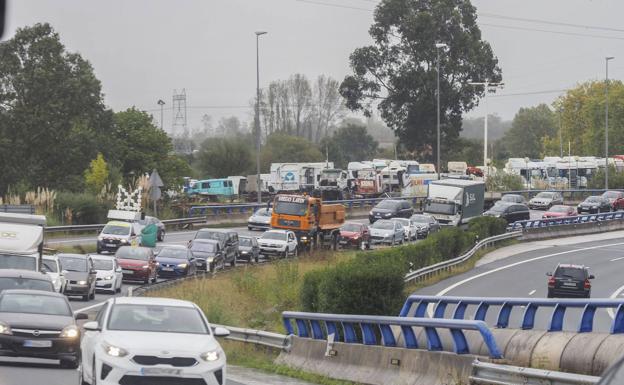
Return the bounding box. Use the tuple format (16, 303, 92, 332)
(103, 330, 219, 355)
(370, 228, 394, 236)
(530, 198, 551, 203)
(155, 257, 187, 265)
(371, 208, 394, 214)
(65, 271, 89, 281)
(413, 223, 430, 229)
(100, 234, 131, 240)
(95, 270, 115, 278)
(238, 246, 253, 252)
(118, 259, 148, 267)
(579, 202, 599, 206)
(249, 215, 270, 223)
(0, 312, 74, 330)
(259, 239, 287, 246)
(544, 212, 566, 217)
(190, 251, 217, 260)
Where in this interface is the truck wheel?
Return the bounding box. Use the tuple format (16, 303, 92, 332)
(331, 235, 338, 251)
(230, 255, 237, 267)
(293, 247, 298, 258)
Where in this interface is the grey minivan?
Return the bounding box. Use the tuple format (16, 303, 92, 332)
(192, 229, 238, 267)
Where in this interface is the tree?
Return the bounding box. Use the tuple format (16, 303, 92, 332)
(339, 0, 501, 161)
(197, 137, 253, 178)
(84, 153, 109, 194)
(0, 23, 112, 193)
(260, 134, 323, 171)
(320, 123, 378, 168)
(461, 114, 511, 141)
(502, 104, 556, 158)
(312, 75, 345, 142)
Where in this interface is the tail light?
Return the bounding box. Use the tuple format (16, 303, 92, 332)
(584, 279, 591, 289)
(548, 277, 556, 287)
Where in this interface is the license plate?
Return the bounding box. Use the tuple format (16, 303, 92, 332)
(563, 282, 577, 287)
(122, 269, 133, 274)
(106, 243, 116, 247)
(141, 367, 182, 376)
(339, 241, 348, 245)
(23, 340, 52, 348)
(162, 267, 174, 271)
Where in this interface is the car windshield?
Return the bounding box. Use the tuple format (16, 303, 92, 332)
(603, 191, 620, 199)
(0, 293, 70, 316)
(0, 255, 37, 271)
(341, 223, 361, 232)
(58, 256, 88, 272)
(274, 201, 308, 216)
(411, 215, 432, 223)
(488, 205, 507, 213)
(92, 259, 113, 270)
(116, 247, 150, 261)
(195, 231, 226, 242)
(42, 259, 58, 273)
(549, 206, 569, 213)
(376, 201, 399, 210)
(585, 196, 601, 203)
(393, 218, 410, 226)
(536, 192, 553, 199)
(107, 304, 208, 334)
(0, 278, 54, 292)
(372, 221, 395, 230)
(261, 232, 287, 241)
(239, 238, 253, 246)
(102, 223, 131, 236)
(190, 242, 217, 253)
(425, 201, 457, 215)
(502, 195, 521, 202)
(254, 209, 271, 217)
(157, 248, 188, 259)
(555, 267, 585, 280)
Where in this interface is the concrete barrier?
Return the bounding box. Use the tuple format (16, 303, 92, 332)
(522, 219, 624, 241)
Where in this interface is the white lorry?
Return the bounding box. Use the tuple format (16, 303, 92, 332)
(269, 162, 334, 193)
(0, 212, 47, 271)
(424, 179, 485, 227)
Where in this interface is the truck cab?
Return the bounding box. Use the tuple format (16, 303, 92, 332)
(0, 213, 47, 271)
(424, 179, 485, 227)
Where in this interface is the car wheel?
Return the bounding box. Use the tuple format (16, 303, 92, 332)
(82, 293, 89, 301)
(158, 230, 165, 242)
(144, 276, 151, 285)
(293, 247, 298, 258)
(547, 289, 554, 298)
(254, 254, 259, 263)
(96, 247, 101, 254)
(230, 255, 237, 267)
(248, 226, 253, 231)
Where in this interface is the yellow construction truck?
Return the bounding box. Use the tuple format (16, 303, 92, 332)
(270, 194, 345, 251)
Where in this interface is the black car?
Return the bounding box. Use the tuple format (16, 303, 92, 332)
(0, 289, 88, 368)
(500, 194, 526, 204)
(189, 239, 225, 272)
(369, 199, 414, 223)
(238, 236, 260, 263)
(0, 269, 55, 293)
(577, 195, 612, 214)
(483, 202, 530, 223)
(547, 264, 594, 298)
(58, 254, 97, 301)
(137, 215, 166, 241)
(192, 229, 238, 267)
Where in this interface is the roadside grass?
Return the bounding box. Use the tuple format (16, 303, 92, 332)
(51, 244, 97, 254)
(223, 340, 362, 385)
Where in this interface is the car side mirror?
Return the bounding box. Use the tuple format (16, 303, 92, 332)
(589, 274, 595, 279)
(546, 272, 552, 277)
(83, 321, 100, 331)
(61, 270, 68, 276)
(116, 267, 122, 273)
(213, 326, 230, 337)
(75, 312, 89, 320)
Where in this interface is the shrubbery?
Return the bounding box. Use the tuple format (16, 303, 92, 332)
(55, 192, 110, 225)
(300, 216, 508, 315)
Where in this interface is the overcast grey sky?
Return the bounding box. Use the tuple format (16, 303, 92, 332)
(5, 0, 624, 134)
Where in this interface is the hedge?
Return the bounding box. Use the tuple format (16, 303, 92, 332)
(55, 192, 110, 225)
(300, 216, 507, 315)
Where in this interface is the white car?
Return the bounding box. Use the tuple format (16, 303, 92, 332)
(247, 208, 272, 231)
(42, 256, 67, 293)
(258, 230, 298, 258)
(391, 217, 417, 241)
(89, 254, 123, 294)
(80, 297, 230, 385)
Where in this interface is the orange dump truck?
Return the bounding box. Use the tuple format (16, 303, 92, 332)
(270, 194, 345, 250)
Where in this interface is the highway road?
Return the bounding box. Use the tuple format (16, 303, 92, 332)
(416, 236, 624, 332)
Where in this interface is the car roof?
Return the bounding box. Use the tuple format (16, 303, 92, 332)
(191, 239, 220, 244)
(57, 253, 89, 259)
(197, 228, 227, 233)
(111, 296, 197, 308)
(1, 289, 62, 297)
(264, 229, 289, 234)
(159, 245, 188, 250)
(0, 269, 51, 280)
(117, 246, 151, 252)
(89, 254, 117, 260)
(503, 194, 522, 197)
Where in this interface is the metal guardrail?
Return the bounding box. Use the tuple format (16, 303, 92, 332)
(212, 323, 291, 351)
(508, 211, 624, 231)
(282, 311, 503, 358)
(404, 231, 522, 283)
(0, 204, 35, 214)
(400, 296, 624, 334)
(470, 360, 600, 385)
(44, 216, 208, 234)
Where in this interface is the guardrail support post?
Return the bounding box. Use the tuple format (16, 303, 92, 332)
(612, 304, 624, 334)
(579, 304, 596, 333)
(521, 304, 538, 330)
(549, 304, 567, 332)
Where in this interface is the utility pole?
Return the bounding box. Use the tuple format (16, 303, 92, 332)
(435, 43, 448, 180)
(157, 99, 165, 130)
(255, 31, 268, 204)
(557, 108, 563, 158)
(605, 56, 615, 190)
(467, 81, 504, 177)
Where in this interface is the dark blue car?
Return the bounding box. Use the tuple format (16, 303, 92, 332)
(155, 245, 197, 278)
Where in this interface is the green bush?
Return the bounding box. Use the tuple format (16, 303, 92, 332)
(468, 216, 508, 240)
(55, 192, 109, 224)
(300, 270, 326, 312)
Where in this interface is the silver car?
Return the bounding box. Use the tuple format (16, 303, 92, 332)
(248, 208, 272, 231)
(528, 192, 563, 210)
(410, 214, 440, 239)
(391, 217, 416, 241)
(369, 220, 405, 246)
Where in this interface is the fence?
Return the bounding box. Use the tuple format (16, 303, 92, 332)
(400, 296, 624, 334)
(508, 211, 624, 231)
(0, 204, 35, 214)
(282, 311, 503, 358)
(470, 360, 600, 385)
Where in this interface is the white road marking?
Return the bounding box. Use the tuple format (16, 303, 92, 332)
(611, 256, 624, 262)
(73, 301, 107, 314)
(608, 284, 624, 318)
(528, 289, 536, 296)
(429, 241, 624, 317)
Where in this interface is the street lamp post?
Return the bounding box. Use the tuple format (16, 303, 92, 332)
(157, 99, 165, 130)
(605, 56, 615, 190)
(467, 81, 504, 177)
(435, 43, 447, 180)
(255, 31, 268, 204)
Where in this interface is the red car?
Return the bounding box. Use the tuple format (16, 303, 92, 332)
(339, 222, 371, 250)
(115, 246, 158, 284)
(543, 205, 577, 219)
(602, 191, 624, 211)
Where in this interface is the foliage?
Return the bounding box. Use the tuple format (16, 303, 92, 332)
(461, 114, 511, 141)
(84, 153, 109, 194)
(467, 216, 508, 240)
(588, 166, 624, 189)
(196, 136, 253, 178)
(450, 137, 483, 166)
(55, 191, 109, 225)
(485, 172, 525, 191)
(319, 123, 379, 168)
(260, 133, 324, 171)
(501, 104, 556, 158)
(339, 0, 501, 161)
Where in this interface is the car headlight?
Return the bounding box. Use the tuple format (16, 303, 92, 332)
(301, 236, 308, 240)
(102, 341, 128, 357)
(120, 239, 129, 244)
(206, 257, 215, 263)
(142, 265, 150, 269)
(177, 263, 188, 268)
(97, 236, 104, 241)
(240, 251, 248, 254)
(60, 325, 79, 338)
(201, 350, 220, 362)
(383, 213, 391, 217)
(104, 275, 113, 280)
(0, 322, 12, 335)
(78, 280, 87, 285)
